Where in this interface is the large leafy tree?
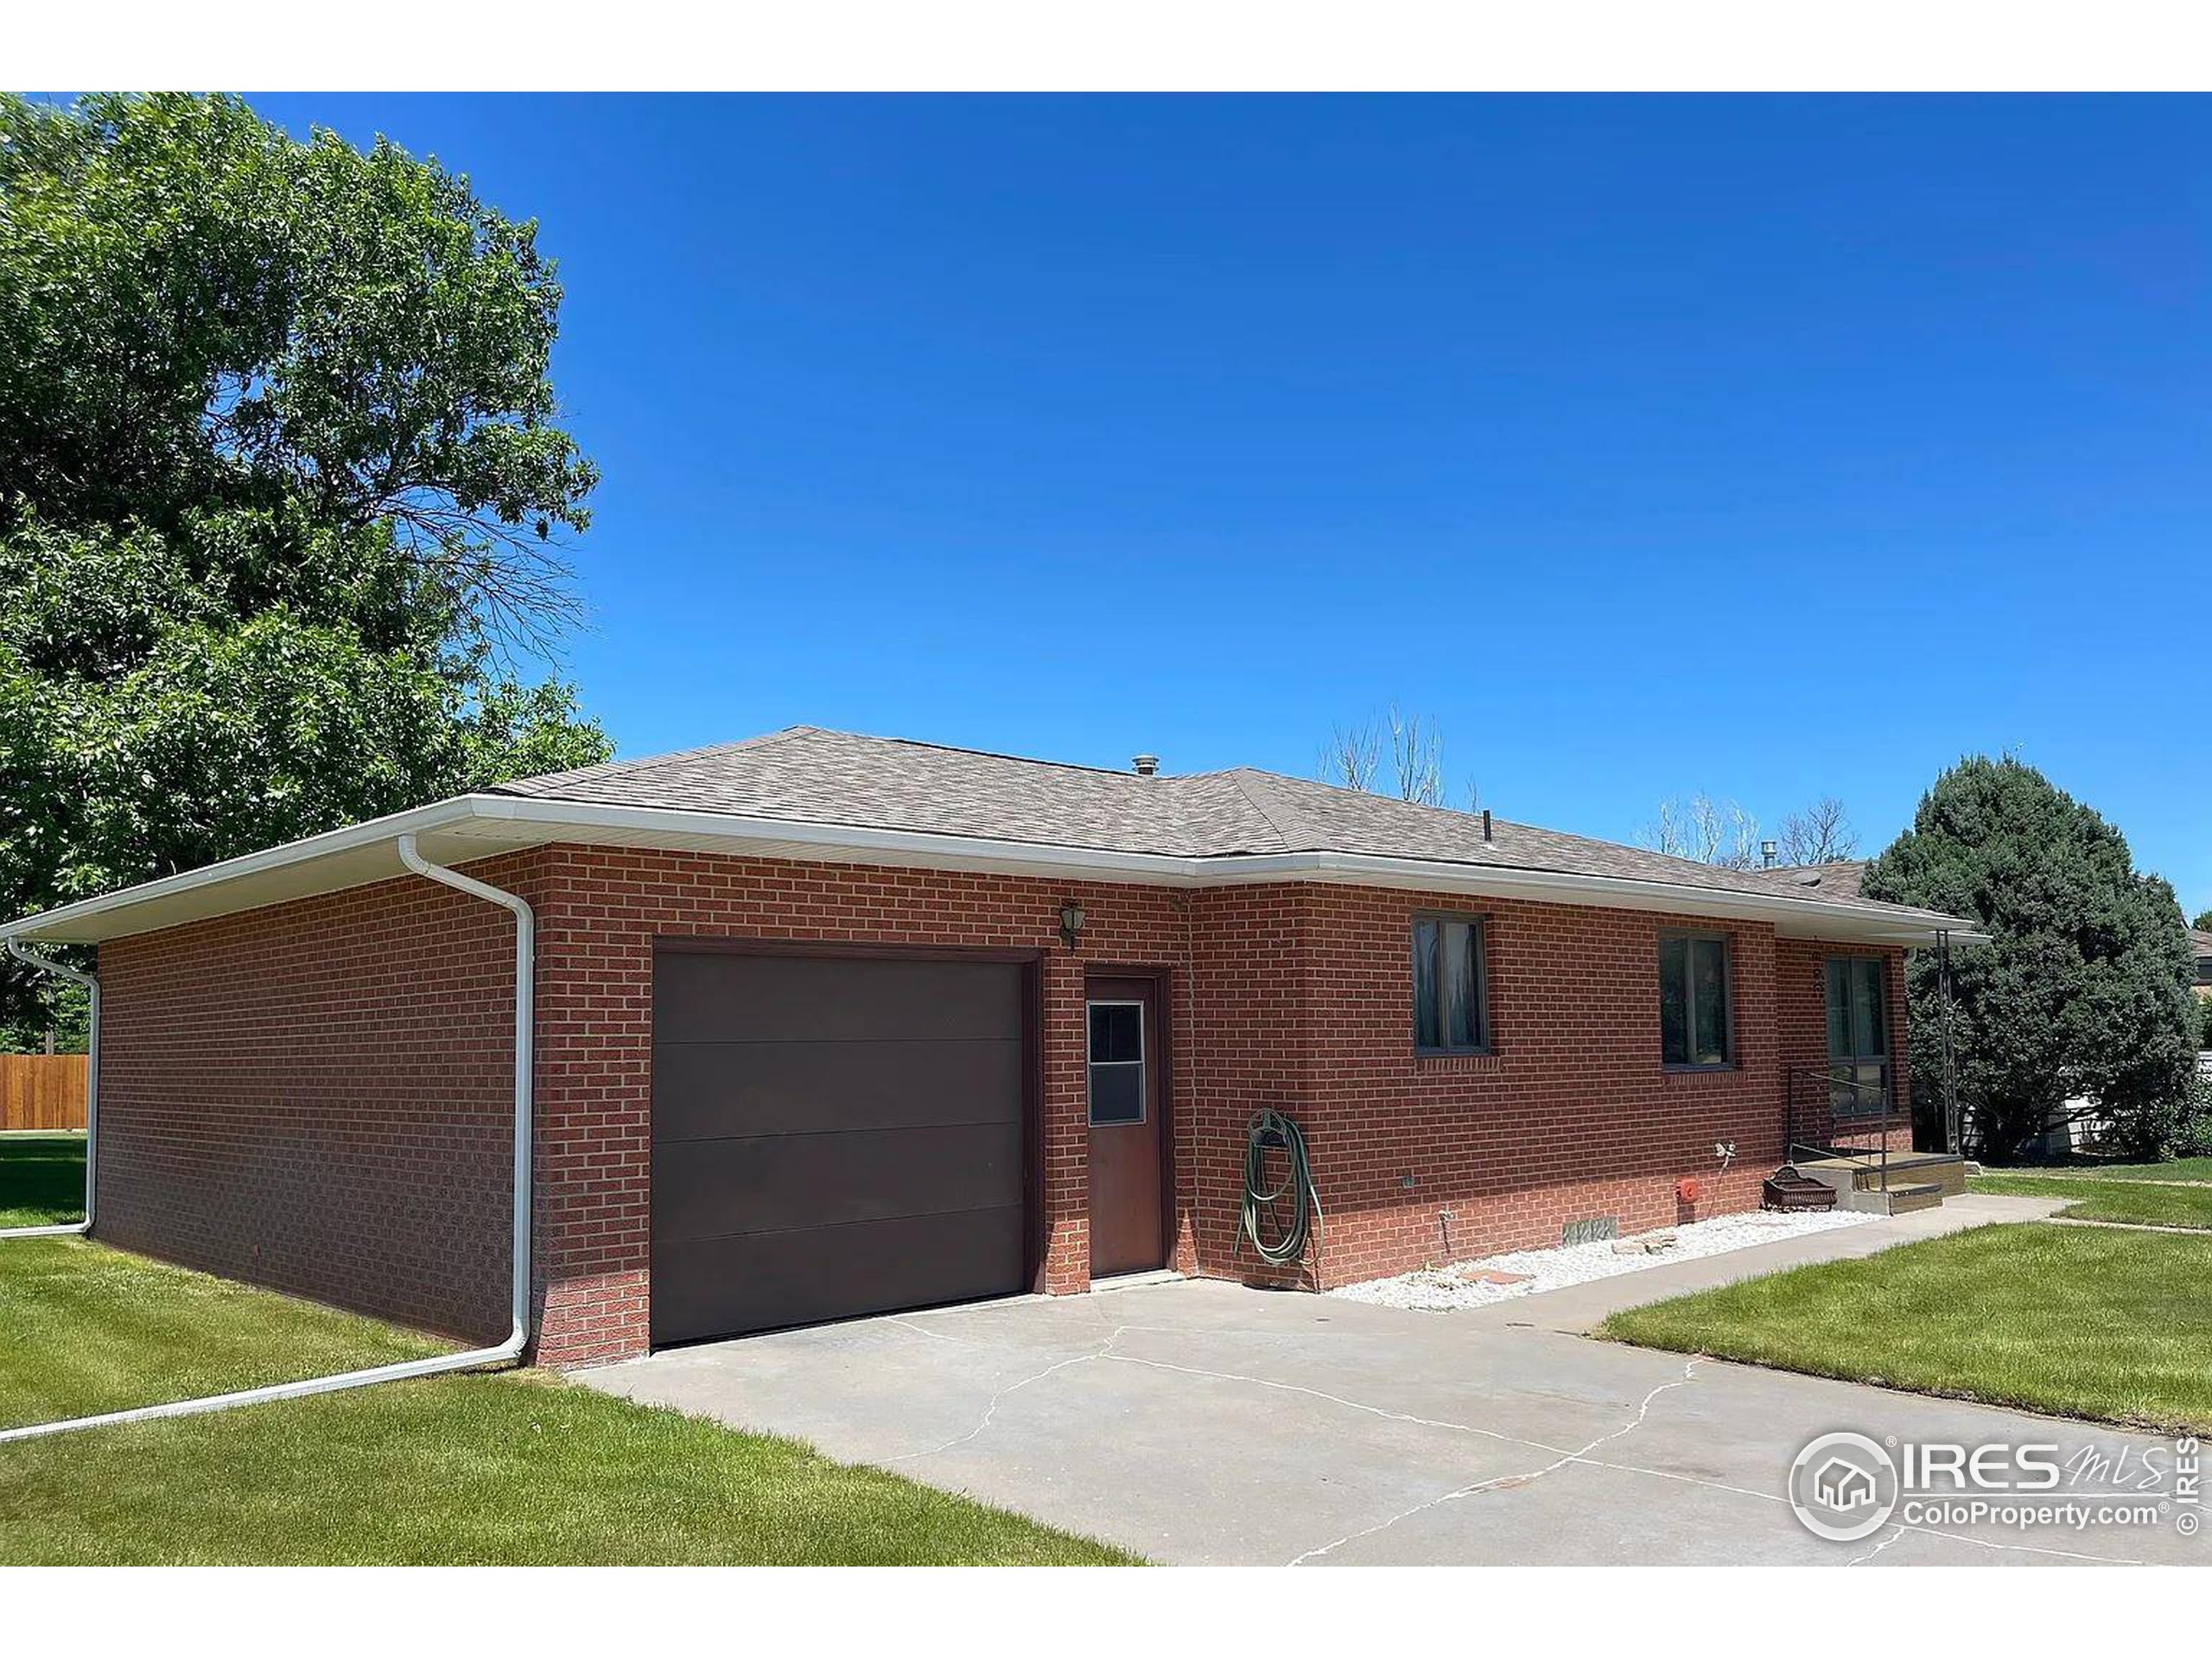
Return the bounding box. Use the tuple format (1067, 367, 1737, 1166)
(0, 93, 612, 1043)
(1863, 756, 2196, 1161)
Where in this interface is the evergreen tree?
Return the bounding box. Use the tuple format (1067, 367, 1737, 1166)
(1864, 757, 2196, 1160)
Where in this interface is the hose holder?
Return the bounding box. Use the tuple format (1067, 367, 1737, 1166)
(1239, 1107, 1325, 1285)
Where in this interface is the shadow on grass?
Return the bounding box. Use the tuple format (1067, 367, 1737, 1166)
(0, 1134, 86, 1230)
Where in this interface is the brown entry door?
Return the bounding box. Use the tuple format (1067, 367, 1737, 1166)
(1085, 977, 1165, 1277)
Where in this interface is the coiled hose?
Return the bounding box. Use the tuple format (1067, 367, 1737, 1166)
(1240, 1109, 1325, 1283)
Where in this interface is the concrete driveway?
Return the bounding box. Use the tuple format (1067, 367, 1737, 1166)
(582, 1204, 2202, 1567)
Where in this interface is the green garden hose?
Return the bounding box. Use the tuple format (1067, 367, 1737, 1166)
(1240, 1109, 1325, 1283)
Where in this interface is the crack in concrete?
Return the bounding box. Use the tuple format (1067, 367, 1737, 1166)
(1100, 1351, 1577, 1458)
(741, 1295, 2162, 1567)
(883, 1327, 1127, 1465)
(884, 1313, 974, 1347)
(1577, 1452, 2149, 1566)
(1848, 1523, 1909, 1567)
(1286, 1358, 1705, 1565)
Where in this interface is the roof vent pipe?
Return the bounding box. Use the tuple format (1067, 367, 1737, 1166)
(1761, 840, 1779, 868)
(1132, 754, 1160, 777)
(1481, 809, 1492, 842)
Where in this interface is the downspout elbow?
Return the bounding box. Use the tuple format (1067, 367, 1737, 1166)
(0, 842, 536, 1443)
(395, 834, 534, 1358)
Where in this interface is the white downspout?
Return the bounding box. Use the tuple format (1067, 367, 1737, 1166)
(2, 938, 96, 1239)
(0, 834, 533, 1444)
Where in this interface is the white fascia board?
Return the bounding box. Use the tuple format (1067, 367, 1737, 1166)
(3, 792, 1987, 948)
(1191, 849, 1988, 945)
(469, 794, 1200, 880)
(0, 796, 493, 944)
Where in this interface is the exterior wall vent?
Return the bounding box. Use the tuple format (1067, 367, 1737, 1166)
(1561, 1215, 1619, 1246)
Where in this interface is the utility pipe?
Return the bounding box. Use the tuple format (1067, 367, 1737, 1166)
(2, 938, 96, 1239)
(0, 834, 533, 1444)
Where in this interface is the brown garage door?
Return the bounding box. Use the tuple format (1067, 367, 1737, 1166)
(651, 947, 1031, 1345)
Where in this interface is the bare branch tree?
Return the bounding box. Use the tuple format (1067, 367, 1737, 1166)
(1322, 707, 1468, 809)
(1387, 705, 1445, 806)
(1642, 792, 1762, 868)
(1777, 797, 1859, 866)
(1318, 718, 1382, 792)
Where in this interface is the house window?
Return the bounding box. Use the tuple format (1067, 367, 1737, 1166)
(1824, 957, 1888, 1063)
(1413, 913, 1491, 1054)
(1658, 931, 1733, 1069)
(1086, 1001, 1145, 1125)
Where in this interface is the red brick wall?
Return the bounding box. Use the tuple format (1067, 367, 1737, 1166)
(1772, 938, 1912, 1153)
(94, 852, 544, 1344)
(527, 847, 1204, 1365)
(90, 839, 1929, 1368)
(1241, 887, 1787, 1289)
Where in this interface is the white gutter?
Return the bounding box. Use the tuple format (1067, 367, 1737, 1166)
(1, 939, 96, 1240)
(0, 833, 533, 1445)
(0, 791, 1989, 950)
(461, 796, 1993, 944)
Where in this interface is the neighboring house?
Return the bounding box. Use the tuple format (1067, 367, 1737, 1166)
(1, 728, 1980, 1367)
(2190, 929, 2212, 1003)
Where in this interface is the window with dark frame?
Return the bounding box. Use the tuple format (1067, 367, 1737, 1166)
(1658, 931, 1733, 1069)
(1412, 913, 1491, 1054)
(1824, 957, 1888, 1060)
(1086, 1001, 1146, 1125)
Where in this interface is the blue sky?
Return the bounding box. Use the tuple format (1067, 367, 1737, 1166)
(245, 94, 2209, 911)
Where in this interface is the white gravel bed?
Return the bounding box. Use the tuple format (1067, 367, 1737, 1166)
(1329, 1206, 1878, 1312)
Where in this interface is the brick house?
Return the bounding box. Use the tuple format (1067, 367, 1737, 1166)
(3, 728, 1982, 1367)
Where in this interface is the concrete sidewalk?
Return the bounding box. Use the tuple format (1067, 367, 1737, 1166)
(582, 1196, 2194, 1567)
(1452, 1192, 2066, 1333)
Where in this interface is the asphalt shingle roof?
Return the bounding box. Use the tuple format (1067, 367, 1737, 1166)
(493, 727, 1945, 922)
(1751, 860, 1866, 901)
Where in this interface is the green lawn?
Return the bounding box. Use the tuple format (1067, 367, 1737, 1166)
(1600, 1222, 2212, 1433)
(1994, 1156, 2212, 1185)
(0, 1133, 86, 1230)
(1970, 1172, 2212, 1230)
(0, 1238, 454, 1428)
(0, 1240, 1134, 1565)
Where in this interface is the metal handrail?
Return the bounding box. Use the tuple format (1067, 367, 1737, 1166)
(1784, 1060, 1897, 1193)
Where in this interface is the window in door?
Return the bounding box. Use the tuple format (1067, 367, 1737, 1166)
(1086, 1001, 1146, 1125)
(1824, 957, 1889, 1116)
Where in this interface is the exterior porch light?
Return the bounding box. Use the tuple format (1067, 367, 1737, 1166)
(1058, 899, 1086, 953)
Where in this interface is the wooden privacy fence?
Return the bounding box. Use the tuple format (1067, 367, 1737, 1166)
(1, 1054, 88, 1131)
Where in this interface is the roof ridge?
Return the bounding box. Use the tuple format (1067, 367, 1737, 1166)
(1215, 767, 1317, 853)
(798, 727, 1183, 784)
(490, 726, 810, 795)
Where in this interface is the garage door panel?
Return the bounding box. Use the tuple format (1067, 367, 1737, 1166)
(652, 1037, 1022, 1142)
(651, 947, 1032, 1345)
(654, 952, 1023, 1044)
(652, 1120, 1022, 1243)
(651, 1205, 1025, 1344)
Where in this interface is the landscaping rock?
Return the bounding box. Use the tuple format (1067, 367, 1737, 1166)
(1331, 1208, 1877, 1313)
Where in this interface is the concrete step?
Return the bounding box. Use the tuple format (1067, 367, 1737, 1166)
(1797, 1154, 1967, 1198)
(1839, 1180, 1945, 1216)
